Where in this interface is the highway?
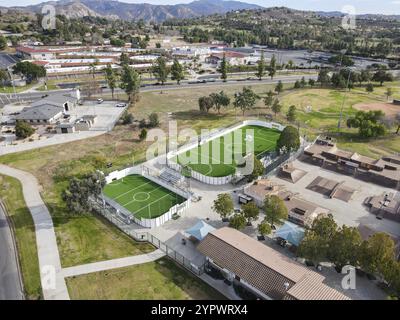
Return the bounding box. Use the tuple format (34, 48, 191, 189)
(0, 203, 24, 300)
(0, 74, 318, 106)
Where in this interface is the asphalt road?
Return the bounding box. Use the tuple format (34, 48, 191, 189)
(0, 204, 24, 300)
(0, 74, 317, 107)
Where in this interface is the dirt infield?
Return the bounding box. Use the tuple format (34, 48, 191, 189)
(354, 102, 400, 118)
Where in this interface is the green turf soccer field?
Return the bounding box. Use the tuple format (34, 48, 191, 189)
(175, 125, 281, 177)
(103, 175, 186, 219)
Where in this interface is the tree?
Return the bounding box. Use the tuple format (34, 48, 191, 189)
(328, 54, 354, 67)
(62, 172, 105, 214)
(317, 69, 330, 87)
(258, 220, 272, 237)
(0, 36, 7, 50)
(171, 58, 184, 84)
(263, 195, 287, 227)
(152, 56, 170, 85)
(120, 65, 141, 104)
(210, 91, 230, 114)
(263, 90, 274, 109)
(308, 79, 316, 87)
(218, 53, 229, 82)
(13, 61, 46, 83)
(294, 80, 301, 89)
(148, 113, 159, 128)
(372, 70, 394, 86)
(15, 120, 35, 139)
(360, 69, 371, 83)
(395, 113, 400, 134)
(359, 232, 397, 278)
(250, 156, 264, 180)
(104, 64, 117, 99)
(241, 202, 259, 225)
(233, 87, 259, 116)
(0, 69, 9, 85)
(198, 96, 214, 113)
(255, 51, 266, 80)
(347, 110, 386, 138)
(229, 213, 246, 230)
(121, 111, 133, 125)
(298, 214, 338, 265)
(286, 105, 297, 122)
(275, 80, 283, 94)
(300, 76, 306, 88)
(271, 98, 282, 117)
(268, 54, 277, 79)
(89, 60, 98, 79)
(386, 88, 393, 101)
(212, 193, 234, 220)
(139, 128, 147, 141)
(276, 125, 300, 153)
(328, 226, 362, 270)
(366, 83, 374, 93)
(120, 52, 130, 66)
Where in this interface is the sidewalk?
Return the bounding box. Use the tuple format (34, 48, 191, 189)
(62, 249, 165, 278)
(0, 164, 69, 300)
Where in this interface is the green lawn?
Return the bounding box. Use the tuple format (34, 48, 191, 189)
(66, 257, 226, 300)
(175, 125, 281, 177)
(0, 175, 42, 300)
(103, 175, 186, 219)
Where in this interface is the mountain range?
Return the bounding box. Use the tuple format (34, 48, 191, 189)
(6, 0, 262, 22)
(1, 0, 399, 23)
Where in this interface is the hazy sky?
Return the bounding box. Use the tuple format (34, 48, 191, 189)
(1, 0, 399, 15)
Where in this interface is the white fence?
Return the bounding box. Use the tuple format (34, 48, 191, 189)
(167, 120, 285, 185)
(105, 166, 141, 184)
(103, 166, 191, 228)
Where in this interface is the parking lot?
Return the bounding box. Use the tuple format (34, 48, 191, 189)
(74, 100, 126, 131)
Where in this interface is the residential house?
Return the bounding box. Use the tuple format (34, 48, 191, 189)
(244, 179, 329, 227)
(302, 136, 400, 189)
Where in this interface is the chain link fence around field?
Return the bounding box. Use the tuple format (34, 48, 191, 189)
(90, 196, 205, 276)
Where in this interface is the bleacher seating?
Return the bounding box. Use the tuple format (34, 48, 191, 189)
(159, 168, 183, 186)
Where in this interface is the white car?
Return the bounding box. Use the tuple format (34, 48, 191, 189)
(116, 103, 127, 108)
(97, 98, 104, 104)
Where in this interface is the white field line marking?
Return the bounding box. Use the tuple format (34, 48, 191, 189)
(133, 191, 177, 216)
(111, 180, 154, 200)
(121, 185, 164, 207)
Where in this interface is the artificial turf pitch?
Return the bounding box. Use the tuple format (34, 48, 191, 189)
(175, 125, 281, 177)
(103, 175, 186, 219)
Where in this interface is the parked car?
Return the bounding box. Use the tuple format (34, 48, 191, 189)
(97, 98, 104, 104)
(115, 103, 126, 108)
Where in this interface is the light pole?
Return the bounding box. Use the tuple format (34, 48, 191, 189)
(338, 67, 354, 131)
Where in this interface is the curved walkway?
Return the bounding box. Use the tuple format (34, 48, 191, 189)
(0, 164, 69, 300)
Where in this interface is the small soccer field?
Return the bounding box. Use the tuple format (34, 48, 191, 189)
(175, 125, 281, 177)
(103, 175, 186, 219)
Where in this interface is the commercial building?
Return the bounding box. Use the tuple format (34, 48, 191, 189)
(198, 227, 350, 300)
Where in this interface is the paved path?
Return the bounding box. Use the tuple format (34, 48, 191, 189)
(62, 249, 165, 278)
(0, 131, 105, 156)
(0, 203, 24, 300)
(0, 164, 69, 300)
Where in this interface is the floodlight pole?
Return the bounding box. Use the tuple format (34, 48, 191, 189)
(338, 68, 352, 132)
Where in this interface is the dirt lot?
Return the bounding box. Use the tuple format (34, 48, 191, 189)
(354, 102, 400, 119)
